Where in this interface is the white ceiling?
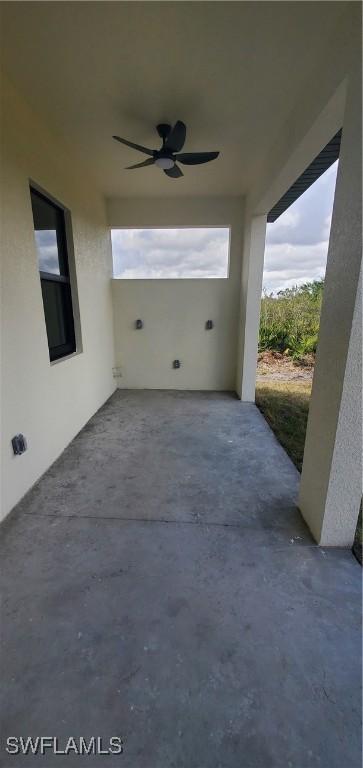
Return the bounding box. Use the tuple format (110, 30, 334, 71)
(0, 2, 345, 198)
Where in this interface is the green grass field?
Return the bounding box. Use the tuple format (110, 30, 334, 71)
(255, 376, 362, 561)
(255, 379, 312, 472)
(257, 281, 361, 560)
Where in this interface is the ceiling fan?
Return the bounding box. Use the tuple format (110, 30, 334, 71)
(112, 121, 219, 179)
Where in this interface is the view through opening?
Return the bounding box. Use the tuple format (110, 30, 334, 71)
(111, 227, 230, 279)
(255, 159, 339, 474)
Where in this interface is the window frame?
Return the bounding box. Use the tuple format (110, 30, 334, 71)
(30, 185, 77, 362)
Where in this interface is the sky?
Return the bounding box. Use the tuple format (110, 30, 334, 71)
(263, 160, 338, 294)
(111, 161, 338, 291)
(111, 227, 230, 279)
(34, 230, 60, 274)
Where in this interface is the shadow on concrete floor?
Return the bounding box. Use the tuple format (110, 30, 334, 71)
(1, 391, 361, 767)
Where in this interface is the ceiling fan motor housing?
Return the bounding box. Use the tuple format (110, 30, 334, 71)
(113, 120, 219, 178)
(156, 123, 172, 142)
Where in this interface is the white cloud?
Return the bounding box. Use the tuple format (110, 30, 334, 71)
(34, 229, 59, 273)
(263, 242, 328, 295)
(263, 160, 338, 293)
(111, 227, 230, 279)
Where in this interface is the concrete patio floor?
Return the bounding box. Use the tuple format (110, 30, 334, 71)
(1, 391, 361, 767)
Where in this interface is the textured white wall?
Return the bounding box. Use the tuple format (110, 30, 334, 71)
(0, 75, 116, 521)
(236, 214, 267, 400)
(235, 3, 362, 544)
(298, 58, 362, 545)
(236, 4, 359, 402)
(107, 198, 243, 390)
(321, 267, 362, 545)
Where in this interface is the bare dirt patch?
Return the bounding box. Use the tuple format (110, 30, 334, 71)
(256, 350, 314, 383)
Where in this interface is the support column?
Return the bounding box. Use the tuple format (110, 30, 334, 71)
(299, 62, 362, 546)
(236, 213, 267, 401)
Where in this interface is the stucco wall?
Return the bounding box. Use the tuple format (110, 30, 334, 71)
(0, 75, 116, 521)
(234, 2, 362, 543)
(107, 198, 243, 390)
(236, 3, 359, 400)
(298, 55, 362, 545)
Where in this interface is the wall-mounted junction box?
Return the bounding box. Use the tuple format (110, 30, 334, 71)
(12, 434, 27, 456)
(112, 366, 123, 380)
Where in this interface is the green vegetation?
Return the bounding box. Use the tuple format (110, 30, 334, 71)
(256, 375, 362, 560)
(257, 278, 361, 560)
(259, 280, 324, 360)
(255, 379, 312, 472)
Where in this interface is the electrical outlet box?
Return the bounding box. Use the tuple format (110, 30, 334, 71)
(12, 434, 27, 456)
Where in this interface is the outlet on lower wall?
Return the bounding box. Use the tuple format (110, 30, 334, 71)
(112, 366, 122, 380)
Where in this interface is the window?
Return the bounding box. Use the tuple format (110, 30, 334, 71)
(111, 228, 230, 279)
(30, 187, 76, 362)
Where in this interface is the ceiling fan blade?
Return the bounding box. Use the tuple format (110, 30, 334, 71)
(125, 158, 155, 170)
(164, 121, 186, 152)
(113, 135, 154, 156)
(164, 164, 183, 179)
(176, 151, 219, 165)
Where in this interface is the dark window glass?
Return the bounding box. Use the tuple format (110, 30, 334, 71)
(30, 187, 76, 361)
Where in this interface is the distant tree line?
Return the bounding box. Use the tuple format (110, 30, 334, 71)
(259, 279, 324, 360)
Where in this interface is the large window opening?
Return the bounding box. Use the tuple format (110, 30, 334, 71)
(255, 156, 339, 472)
(111, 227, 230, 279)
(30, 187, 77, 362)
